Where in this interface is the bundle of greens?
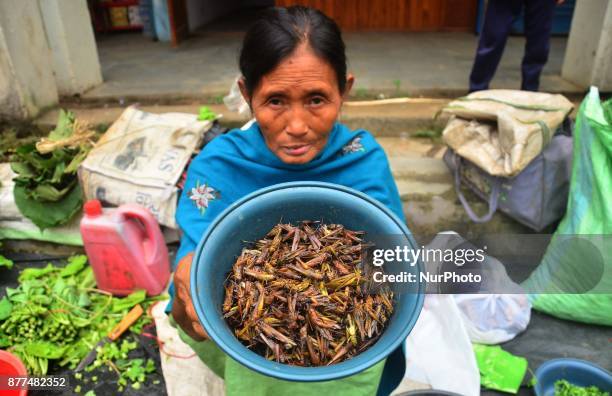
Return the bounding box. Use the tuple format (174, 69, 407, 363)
(10, 110, 95, 229)
(0, 255, 166, 390)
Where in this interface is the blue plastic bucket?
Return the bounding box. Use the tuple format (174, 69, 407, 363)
(191, 181, 424, 381)
(534, 358, 612, 396)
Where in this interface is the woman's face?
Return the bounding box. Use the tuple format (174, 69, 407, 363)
(240, 44, 353, 164)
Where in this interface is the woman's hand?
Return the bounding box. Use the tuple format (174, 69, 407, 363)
(171, 253, 209, 341)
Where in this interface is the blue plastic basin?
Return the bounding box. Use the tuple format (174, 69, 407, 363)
(534, 358, 612, 396)
(191, 181, 424, 382)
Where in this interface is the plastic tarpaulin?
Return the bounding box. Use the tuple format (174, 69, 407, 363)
(523, 87, 612, 326)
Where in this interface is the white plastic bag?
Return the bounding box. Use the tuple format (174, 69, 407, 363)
(425, 232, 532, 345)
(223, 76, 251, 117)
(452, 240, 531, 345)
(404, 295, 480, 396)
(454, 293, 531, 345)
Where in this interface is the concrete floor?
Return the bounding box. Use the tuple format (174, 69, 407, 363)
(84, 26, 582, 103)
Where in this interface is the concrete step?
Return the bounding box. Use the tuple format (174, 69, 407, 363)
(377, 135, 445, 157)
(36, 98, 448, 136)
(396, 179, 453, 199)
(389, 157, 451, 183)
(341, 99, 447, 137)
(34, 104, 247, 131)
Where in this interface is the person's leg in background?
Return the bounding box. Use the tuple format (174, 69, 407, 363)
(521, 0, 557, 91)
(469, 0, 523, 92)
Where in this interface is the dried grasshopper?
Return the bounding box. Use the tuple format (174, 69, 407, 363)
(223, 221, 394, 366)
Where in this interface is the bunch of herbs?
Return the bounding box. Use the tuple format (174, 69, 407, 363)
(10, 110, 95, 229)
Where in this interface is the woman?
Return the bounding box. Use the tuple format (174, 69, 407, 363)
(171, 6, 406, 396)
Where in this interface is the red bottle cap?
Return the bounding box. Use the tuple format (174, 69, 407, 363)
(84, 200, 102, 216)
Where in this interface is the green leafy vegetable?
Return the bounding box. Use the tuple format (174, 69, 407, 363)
(13, 182, 83, 230)
(0, 255, 167, 377)
(48, 109, 76, 142)
(0, 255, 13, 270)
(19, 263, 58, 281)
(555, 380, 609, 396)
(24, 341, 67, 359)
(112, 289, 146, 313)
(60, 255, 88, 277)
(0, 243, 13, 270)
(85, 339, 156, 391)
(10, 110, 92, 229)
(198, 106, 217, 121)
(0, 298, 12, 321)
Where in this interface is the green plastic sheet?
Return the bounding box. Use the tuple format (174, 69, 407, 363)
(473, 344, 527, 394)
(522, 87, 612, 326)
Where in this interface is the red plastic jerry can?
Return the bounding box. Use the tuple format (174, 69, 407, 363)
(80, 200, 170, 296)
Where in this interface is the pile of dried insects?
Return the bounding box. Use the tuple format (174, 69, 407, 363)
(223, 221, 394, 366)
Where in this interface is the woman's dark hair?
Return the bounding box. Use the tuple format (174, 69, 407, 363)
(239, 6, 347, 96)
